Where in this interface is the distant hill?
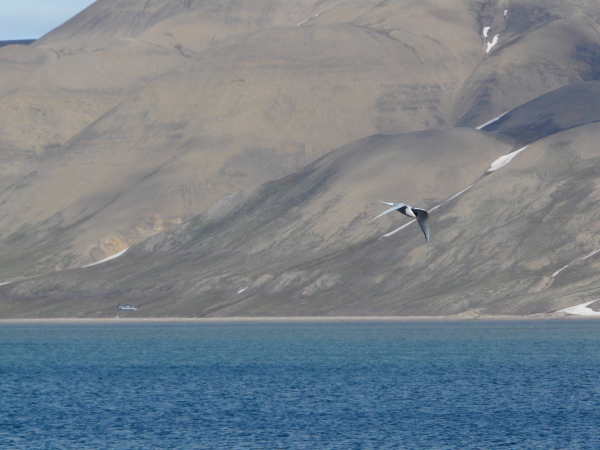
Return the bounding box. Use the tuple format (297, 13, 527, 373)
(0, 40, 35, 47)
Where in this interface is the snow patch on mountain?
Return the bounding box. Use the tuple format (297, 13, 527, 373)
(559, 301, 600, 316)
(84, 248, 129, 268)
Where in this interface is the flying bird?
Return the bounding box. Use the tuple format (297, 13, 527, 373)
(370, 200, 430, 242)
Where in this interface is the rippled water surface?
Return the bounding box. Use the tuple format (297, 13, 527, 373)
(2, 320, 600, 449)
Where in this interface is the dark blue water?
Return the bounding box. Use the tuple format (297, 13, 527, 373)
(1, 321, 600, 449)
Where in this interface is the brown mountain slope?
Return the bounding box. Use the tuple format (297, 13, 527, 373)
(3, 1, 600, 318)
(479, 81, 600, 145)
(4, 0, 600, 273)
(0, 40, 183, 155)
(453, 0, 600, 127)
(0, 127, 513, 318)
(0, 0, 352, 163)
(0, 2, 485, 270)
(3, 121, 600, 318)
(34, 0, 348, 51)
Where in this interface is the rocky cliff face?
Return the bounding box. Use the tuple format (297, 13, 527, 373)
(2, 0, 600, 317)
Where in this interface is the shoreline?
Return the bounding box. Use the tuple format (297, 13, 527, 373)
(0, 312, 597, 324)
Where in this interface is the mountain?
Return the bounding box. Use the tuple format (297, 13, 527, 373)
(2, 0, 600, 317)
(452, 0, 600, 126)
(479, 81, 600, 144)
(0, 0, 486, 273)
(0, 127, 513, 317)
(0, 40, 35, 47)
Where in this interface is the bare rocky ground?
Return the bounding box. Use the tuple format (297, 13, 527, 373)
(2, 0, 600, 317)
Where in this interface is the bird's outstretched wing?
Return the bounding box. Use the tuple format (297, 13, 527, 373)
(369, 205, 400, 222)
(370, 200, 408, 223)
(413, 208, 430, 242)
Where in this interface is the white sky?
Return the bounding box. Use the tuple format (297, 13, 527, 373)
(0, 0, 96, 40)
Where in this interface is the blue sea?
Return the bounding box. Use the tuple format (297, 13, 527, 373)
(1, 320, 600, 449)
